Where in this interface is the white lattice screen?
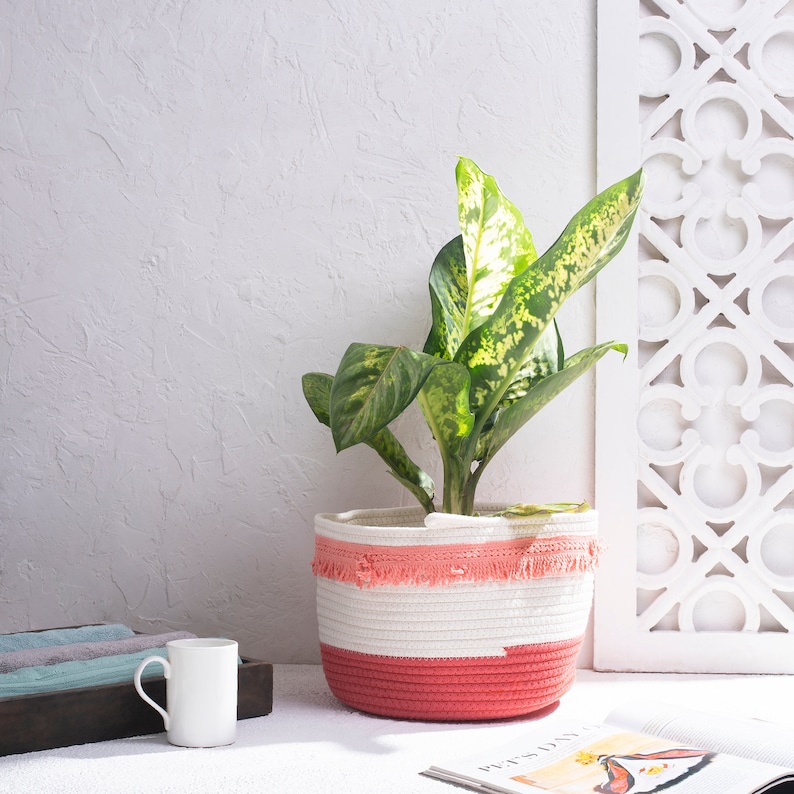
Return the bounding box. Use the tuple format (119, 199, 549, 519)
(594, 0, 794, 671)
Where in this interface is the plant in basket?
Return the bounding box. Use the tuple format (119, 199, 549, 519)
(303, 158, 644, 720)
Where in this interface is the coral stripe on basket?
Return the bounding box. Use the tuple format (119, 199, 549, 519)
(319, 637, 584, 720)
(312, 534, 604, 588)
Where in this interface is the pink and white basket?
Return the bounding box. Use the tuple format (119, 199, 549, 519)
(312, 506, 603, 721)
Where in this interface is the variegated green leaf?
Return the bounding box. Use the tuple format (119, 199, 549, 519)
(486, 502, 591, 517)
(423, 236, 468, 360)
(456, 169, 644, 419)
(456, 157, 537, 336)
(417, 362, 474, 458)
(302, 371, 334, 427)
(477, 341, 628, 466)
(329, 343, 442, 451)
(500, 322, 561, 406)
(303, 371, 435, 513)
(376, 433, 436, 514)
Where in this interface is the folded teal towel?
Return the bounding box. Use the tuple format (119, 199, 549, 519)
(0, 648, 169, 698)
(0, 631, 197, 674)
(0, 624, 134, 653)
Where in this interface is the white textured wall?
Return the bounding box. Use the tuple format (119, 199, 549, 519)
(0, 0, 597, 662)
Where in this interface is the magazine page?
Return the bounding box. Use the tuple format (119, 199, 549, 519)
(606, 702, 794, 768)
(423, 718, 792, 794)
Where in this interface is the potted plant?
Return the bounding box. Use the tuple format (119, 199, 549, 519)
(303, 158, 644, 720)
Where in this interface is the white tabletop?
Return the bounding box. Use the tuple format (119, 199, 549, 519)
(1, 665, 792, 793)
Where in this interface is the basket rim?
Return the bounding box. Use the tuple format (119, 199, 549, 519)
(314, 505, 599, 546)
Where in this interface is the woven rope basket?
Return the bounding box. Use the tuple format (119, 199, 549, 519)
(312, 506, 602, 721)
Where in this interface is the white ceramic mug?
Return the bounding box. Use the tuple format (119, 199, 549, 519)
(134, 638, 238, 747)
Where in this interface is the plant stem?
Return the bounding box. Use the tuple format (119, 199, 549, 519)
(458, 461, 485, 515)
(441, 456, 470, 514)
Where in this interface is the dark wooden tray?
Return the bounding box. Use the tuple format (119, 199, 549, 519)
(0, 645, 273, 756)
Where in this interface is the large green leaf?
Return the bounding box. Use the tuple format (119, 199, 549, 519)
(423, 236, 468, 360)
(499, 322, 562, 407)
(476, 341, 628, 467)
(417, 362, 474, 459)
(418, 363, 476, 513)
(329, 343, 442, 451)
(456, 157, 538, 337)
(302, 371, 435, 513)
(456, 169, 644, 418)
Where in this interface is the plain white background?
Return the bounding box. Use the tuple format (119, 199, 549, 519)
(0, 0, 605, 663)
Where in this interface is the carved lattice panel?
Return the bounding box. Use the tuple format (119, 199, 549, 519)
(595, 0, 794, 671)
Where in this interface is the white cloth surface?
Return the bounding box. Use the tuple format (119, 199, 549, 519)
(0, 665, 792, 793)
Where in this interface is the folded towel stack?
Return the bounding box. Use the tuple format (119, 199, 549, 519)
(0, 624, 135, 653)
(0, 630, 197, 674)
(0, 649, 174, 698)
(0, 626, 198, 699)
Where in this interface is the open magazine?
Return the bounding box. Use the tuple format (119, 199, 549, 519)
(422, 701, 794, 794)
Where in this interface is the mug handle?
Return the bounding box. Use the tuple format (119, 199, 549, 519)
(134, 656, 172, 731)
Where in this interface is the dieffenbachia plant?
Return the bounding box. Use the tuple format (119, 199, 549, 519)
(303, 158, 645, 516)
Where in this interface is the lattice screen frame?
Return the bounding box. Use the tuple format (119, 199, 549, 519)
(594, 0, 794, 672)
